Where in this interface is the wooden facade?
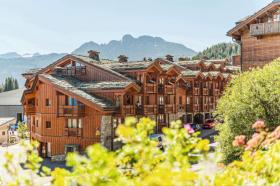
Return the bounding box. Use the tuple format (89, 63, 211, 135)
(22, 52, 234, 159)
(228, 1, 280, 71)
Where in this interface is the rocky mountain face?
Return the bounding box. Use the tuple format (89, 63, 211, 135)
(72, 34, 197, 60)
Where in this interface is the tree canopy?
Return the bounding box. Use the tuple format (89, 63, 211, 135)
(0, 76, 19, 92)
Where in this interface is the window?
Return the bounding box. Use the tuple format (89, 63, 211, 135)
(46, 121, 51, 128)
(46, 99, 51, 106)
(187, 97, 191, 105)
(36, 120, 39, 127)
(159, 77, 164, 85)
(158, 115, 165, 123)
(67, 118, 82, 128)
(69, 97, 77, 106)
(2, 131, 5, 135)
(159, 96, 164, 105)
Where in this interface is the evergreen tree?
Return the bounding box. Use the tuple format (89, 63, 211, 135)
(2, 77, 19, 92)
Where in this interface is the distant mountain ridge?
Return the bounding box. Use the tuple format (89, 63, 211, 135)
(0, 34, 197, 86)
(72, 34, 197, 60)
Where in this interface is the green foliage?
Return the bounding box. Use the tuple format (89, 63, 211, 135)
(193, 42, 240, 60)
(215, 59, 280, 163)
(17, 122, 29, 139)
(0, 76, 19, 93)
(51, 117, 209, 186)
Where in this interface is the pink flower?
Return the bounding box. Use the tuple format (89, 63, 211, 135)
(232, 135, 246, 147)
(184, 124, 195, 134)
(252, 120, 265, 130)
(245, 133, 262, 150)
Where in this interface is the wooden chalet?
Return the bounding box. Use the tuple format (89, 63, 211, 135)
(22, 51, 234, 159)
(228, 0, 280, 71)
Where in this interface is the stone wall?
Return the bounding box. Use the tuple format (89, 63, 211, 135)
(100, 115, 112, 150)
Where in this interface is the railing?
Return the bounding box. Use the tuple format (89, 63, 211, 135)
(165, 105, 174, 113)
(59, 105, 85, 117)
(64, 128, 82, 137)
(250, 21, 280, 37)
(25, 104, 36, 114)
(203, 88, 209, 96)
(144, 105, 157, 114)
(165, 85, 174, 94)
(55, 66, 86, 76)
(145, 83, 157, 93)
(122, 105, 135, 115)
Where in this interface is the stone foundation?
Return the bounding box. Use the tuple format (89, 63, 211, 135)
(101, 115, 112, 150)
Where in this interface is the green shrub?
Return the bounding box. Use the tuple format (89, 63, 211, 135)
(215, 59, 280, 163)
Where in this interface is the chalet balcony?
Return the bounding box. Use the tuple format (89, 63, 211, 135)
(64, 128, 82, 137)
(250, 21, 280, 37)
(165, 85, 174, 94)
(24, 104, 36, 115)
(55, 66, 86, 76)
(144, 105, 157, 115)
(122, 105, 135, 115)
(165, 104, 174, 113)
(194, 88, 200, 95)
(145, 83, 157, 93)
(59, 105, 85, 117)
(203, 88, 209, 96)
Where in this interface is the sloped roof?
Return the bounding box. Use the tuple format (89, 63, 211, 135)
(181, 70, 201, 77)
(227, 1, 280, 37)
(22, 68, 43, 76)
(79, 81, 136, 90)
(0, 118, 16, 126)
(0, 88, 25, 106)
(39, 74, 116, 110)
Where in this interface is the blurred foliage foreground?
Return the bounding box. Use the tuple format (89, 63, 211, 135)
(3, 117, 280, 186)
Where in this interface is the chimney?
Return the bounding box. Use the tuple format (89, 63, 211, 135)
(118, 55, 128, 63)
(165, 54, 174, 62)
(88, 50, 100, 61)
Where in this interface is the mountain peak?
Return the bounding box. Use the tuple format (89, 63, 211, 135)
(72, 34, 197, 60)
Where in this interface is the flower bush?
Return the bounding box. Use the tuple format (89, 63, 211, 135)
(215, 59, 280, 163)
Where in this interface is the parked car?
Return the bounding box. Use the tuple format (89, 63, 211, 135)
(149, 134, 164, 151)
(203, 119, 216, 129)
(184, 123, 201, 132)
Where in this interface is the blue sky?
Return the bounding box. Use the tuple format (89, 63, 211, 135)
(0, 0, 272, 54)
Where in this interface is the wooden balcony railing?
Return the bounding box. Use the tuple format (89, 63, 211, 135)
(59, 105, 85, 117)
(24, 104, 36, 115)
(145, 83, 157, 93)
(203, 88, 209, 96)
(122, 105, 135, 115)
(165, 104, 174, 113)
(64, 128, 82, 137)
(165, 85, 174, 94)
(250, 21, 280, 37)
(144, 105, 157, 114)
(55, 66, 86, 76)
